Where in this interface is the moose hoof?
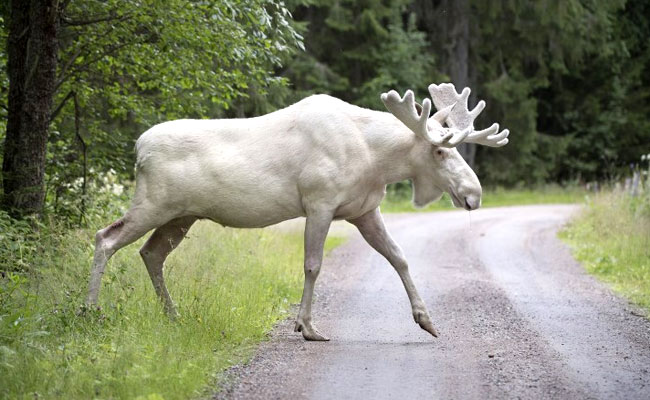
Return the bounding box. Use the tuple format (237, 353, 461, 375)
(294, 321, 330, 341)
(162, 303, 181, 321)
(166, 309, 181, 321)
(414, 311, 439, 338)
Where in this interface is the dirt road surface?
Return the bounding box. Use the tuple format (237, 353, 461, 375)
(215, 205, 650, 400)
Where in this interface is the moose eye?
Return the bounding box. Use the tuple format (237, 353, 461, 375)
(435, 149, 444, 156)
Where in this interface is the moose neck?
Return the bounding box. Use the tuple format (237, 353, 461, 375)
(352, 109, 424, 186)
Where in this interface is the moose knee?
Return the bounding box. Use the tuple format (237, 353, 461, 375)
(139, 247, 150, 260)
(304, 261, 322, 278)
(95, 218, 126, 252)
(94, 228, 108, 247)
(94, 229, 116, 257)
(139, 246, 163, 266)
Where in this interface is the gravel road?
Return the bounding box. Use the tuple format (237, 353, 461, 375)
(215, 205, 650, 400)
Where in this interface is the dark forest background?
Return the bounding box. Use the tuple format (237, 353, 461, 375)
(1, 0, 649, 221)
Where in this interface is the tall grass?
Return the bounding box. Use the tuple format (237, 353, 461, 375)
(560, 190, 650, 311)
(0, 218, 341, 399)
(380, 184, 587, 213)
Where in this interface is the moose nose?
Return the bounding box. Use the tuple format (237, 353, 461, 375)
(464, 196, 480, 211)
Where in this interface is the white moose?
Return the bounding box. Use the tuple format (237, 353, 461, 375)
(86, 83, 509, 341)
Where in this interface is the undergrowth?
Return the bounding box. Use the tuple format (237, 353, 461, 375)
(560, 190, 650, 311)
(0, 203, 342, 399)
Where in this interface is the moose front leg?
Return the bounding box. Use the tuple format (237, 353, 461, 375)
(295, 210, 334, 341)
(349, 208, 438, 337)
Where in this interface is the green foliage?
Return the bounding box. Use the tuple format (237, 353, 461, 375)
(0, 177, 131, 274)
(0, 212, 42, 273)
(0, 212, 343, 399)
(58, 0, 301, 117)
(560, 189, 650, 311)
(284, 0, 436, 108)
(0, 13, 7, 168)
(471, 0, 637, 185)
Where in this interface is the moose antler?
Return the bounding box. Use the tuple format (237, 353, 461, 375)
(380, 89, 471, 147)
(381, 84, 509, 148)
(428, 83, 509, 147)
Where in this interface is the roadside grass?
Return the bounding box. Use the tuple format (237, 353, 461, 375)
(0, 218, 342, 399)
(559, 191, 650, 312)
(380, 184, 587, 213)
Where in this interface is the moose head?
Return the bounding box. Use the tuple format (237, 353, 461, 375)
(381, 83, 509, 210)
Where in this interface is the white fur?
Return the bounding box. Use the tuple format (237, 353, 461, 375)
(133, 94, 479, 224)
(86, 87, 506, 341)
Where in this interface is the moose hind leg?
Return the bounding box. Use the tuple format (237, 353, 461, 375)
(139, 216, 197, 317)
(86, 208, 165, 305)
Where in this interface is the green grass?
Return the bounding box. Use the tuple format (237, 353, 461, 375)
(0, 220, 343, 399)
(380, 184, 587, 213)
(559, 191, 650, 311)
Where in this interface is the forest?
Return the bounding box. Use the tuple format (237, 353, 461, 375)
(1, 0, 649, 221)
(1, 2, 650, 399)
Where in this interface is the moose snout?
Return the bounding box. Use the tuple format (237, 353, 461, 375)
(449, 184, 481, 211)
(463, 195, 480, 211)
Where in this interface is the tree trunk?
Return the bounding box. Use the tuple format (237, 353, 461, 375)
(445, 0, 476, 167)
(410, 0, 477, 168)
(2, 0, 59, 217)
